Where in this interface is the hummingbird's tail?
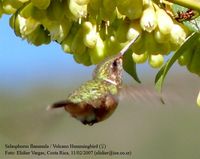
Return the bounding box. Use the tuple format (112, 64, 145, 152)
(46, 100, 69, 111)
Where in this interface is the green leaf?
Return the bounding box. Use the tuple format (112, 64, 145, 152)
(123, 49, 141, 83)
(172, 3, 188, 13)
(172, 4, 200, 32)
(155, 32, 200, 92)
(183, 17, 200, 32)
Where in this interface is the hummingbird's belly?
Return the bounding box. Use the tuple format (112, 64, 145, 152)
(64, 96, 118, 125)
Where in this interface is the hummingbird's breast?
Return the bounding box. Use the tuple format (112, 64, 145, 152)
(67, 79, 118, 104)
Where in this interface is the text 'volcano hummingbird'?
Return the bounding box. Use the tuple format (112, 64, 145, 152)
(48, 35, 140, 125)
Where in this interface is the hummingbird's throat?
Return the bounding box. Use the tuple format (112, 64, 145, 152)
(104, 79, 118, 85)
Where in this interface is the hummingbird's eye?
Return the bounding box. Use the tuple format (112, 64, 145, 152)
(112, 60, 118, 67)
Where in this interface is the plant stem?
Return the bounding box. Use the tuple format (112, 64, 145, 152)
(165, 0, 200, 11)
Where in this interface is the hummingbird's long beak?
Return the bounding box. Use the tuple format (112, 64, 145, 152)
(119, 34, 140, 57)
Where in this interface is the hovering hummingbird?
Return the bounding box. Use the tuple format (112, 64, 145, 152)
(47, 35, 140, 125)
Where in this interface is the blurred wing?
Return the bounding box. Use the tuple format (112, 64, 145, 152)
(119, 84, 183, 104)
(119, 85, 165, 104)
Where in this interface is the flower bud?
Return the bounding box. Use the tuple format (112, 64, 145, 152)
(20, 2, 46, 21)
(145, 32, 160, 55)
(170, 24, 187, 45)
(117, 0, 143, 20)
(131, 32, 146, 55)
(21, 17, 40, 36)
(61, 22, 80, 54)
(127, 21, 142, 41)
(42, 18, 72, 42)
(14, 14, 26, 37)
(116, 20, 129, 42)
(187, 44, 200, 76)
(69, 0, 87, 20)
(156, 8, 174, 35)
(74, 49, 92, 66)
(26, 25, 50, 46)
(178, 47, 193, 66)
(46, 0, 64, 21)
(89, 33, 106, 64)
(71, 27, 86, 55)
(75, 0, 90, 5)
(132, 52, 148, 64)
(82, 22, 97, 48)
(100, 0, 117, 22)
(154, 28, 170, 43)
(2, 0, 23, 14)
(31, 0, 51, 10)
(104, 35, 121, 57)
(140, 6, 157, 32)
(148, 54, 164, 68)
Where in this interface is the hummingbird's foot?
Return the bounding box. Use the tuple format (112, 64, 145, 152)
(81, 118, 98, 126)
(75, 112, 98, 125)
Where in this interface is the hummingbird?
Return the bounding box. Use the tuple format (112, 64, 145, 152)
(47, 35, 140, 125)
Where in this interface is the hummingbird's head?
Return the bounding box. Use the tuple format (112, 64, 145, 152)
(93, 55, 123, 86)
(93, 34, 140, 86)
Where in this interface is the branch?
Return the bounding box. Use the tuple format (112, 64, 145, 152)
(165, 0, 200, 12)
